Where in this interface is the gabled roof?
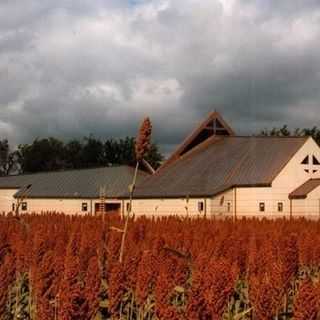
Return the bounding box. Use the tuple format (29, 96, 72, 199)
(160, 111, 234, 170)
(289, 179, 320, 199)
(133, 136, 308, 198)
(0, 166, 148, 199)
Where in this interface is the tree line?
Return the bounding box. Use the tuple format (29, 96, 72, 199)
(0, 136, 163, 176)
(259, 125, 320, 145)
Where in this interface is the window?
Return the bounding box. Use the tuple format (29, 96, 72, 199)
(227, 202, 231, 213)
(277, 202, 283, 212)
(12, 203, 15, 212)
(21, 202, 27, 211)
(259, 202, 265, 212)
(313, 155, 320, 165)
(301, 156, 309, 164)
(198, 201, 204, 212)
(82, 203, 88, 212)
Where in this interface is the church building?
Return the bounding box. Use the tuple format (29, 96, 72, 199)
(1, 112, 320, 218)
(128, 112, 320, 218)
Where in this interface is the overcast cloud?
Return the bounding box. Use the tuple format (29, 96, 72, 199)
(0, 0, 319, 153)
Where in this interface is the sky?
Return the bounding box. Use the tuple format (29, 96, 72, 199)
(0, 0, 319, 154)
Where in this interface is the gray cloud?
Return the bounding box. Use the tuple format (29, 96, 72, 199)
(0, 0, 319, 154)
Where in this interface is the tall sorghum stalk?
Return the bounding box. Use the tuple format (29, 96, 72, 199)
(119, 117, 152, 263)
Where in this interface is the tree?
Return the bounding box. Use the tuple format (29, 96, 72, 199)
(64, 140, 83, 169)
(18, 138, 66, 173)
(0, 139, 19, 176)
(259, 125, 320, 146)
(80, 135, 105, 168)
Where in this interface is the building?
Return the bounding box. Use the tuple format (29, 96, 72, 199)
(129, 112, 320, 219)
(1, 112, 320, 218)
(0, 166, 148, 215)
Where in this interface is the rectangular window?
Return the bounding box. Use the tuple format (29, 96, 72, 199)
(277, 202, 283, 212)
(21, 202, 28, 211)
(82, 203, 88, 212)
(12, 203, 15, 212)
(227, 202, 231, 213)
(198, 201, 204, 212)
(259, 202, 265, 212)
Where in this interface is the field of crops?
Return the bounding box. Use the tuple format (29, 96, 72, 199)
(0, 214, 320, 320)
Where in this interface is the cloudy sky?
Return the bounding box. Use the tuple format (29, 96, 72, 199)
(0, 0, 320, 153)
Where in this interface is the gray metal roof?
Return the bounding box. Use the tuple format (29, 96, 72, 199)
(0, 166, 148, 199)
(133, 136, 308, 198)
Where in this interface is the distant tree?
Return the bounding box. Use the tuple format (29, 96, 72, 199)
(64, 139, 83, 169)
(18, 138, 66, 173)
(80, 136, 105, 168)
(0, 139, 19, 176)
(104, 137, 163, 169)
(16, 135, 163, 174)
(259, 125, 320, 146)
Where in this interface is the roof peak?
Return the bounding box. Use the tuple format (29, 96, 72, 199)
(159, 111, 234, 171)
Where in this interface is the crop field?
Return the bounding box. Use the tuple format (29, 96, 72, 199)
(0, 214, 320, 320)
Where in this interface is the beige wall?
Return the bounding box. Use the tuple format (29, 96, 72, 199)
(23, 198, 123, 215)
(291, 185, 320, 219)
(128, 197, 209, 217)
(210, 189, 234, 218)
(0, 197, 123, 215)
(0, 189, 18, 213)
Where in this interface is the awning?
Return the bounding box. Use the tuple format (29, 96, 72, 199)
(289, 179, 320, 199)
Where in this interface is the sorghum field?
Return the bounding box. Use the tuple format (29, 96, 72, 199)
(0, 214, 320, 320)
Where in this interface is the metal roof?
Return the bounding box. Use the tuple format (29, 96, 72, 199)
(289, 179, 320, 199)
(133, 136, 308, 198)
(0, 166, 148, 199)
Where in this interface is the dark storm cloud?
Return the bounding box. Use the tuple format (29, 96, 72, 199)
(0, 0, 319, 154)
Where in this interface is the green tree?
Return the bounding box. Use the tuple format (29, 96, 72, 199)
(64, 139, 83, 169)
(18, 138, 66, 173)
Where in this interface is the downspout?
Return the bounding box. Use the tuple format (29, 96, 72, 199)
(290, 198, 293, 220)
(90, 199, 93, 215)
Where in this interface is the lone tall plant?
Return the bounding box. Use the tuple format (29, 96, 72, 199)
(119, 117, 152, 263)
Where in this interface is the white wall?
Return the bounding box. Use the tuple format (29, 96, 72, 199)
(210, 189, 234, 218)
(128, 197, 210, 217)
(0, 189, 18, 213)
(0, 191, 125, 215)
(291, 185, 320, 219)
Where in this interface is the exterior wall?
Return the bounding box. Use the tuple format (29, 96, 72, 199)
(128, 197, 209, 217)
(16, 198, 123, 215)
(210, 189, 234, 218)
(0, 189, 18, 213)
(291, 185, 320, 219)
(209, 137, 320, 219)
